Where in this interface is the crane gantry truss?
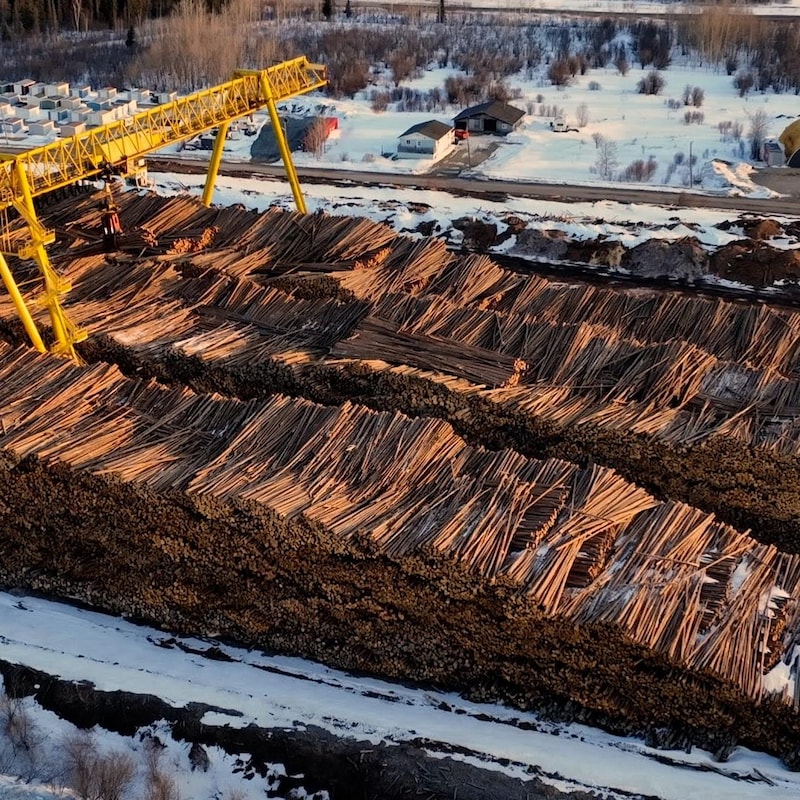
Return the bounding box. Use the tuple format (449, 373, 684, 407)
(0, 56, 327, 362)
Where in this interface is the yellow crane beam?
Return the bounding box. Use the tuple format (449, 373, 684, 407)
(0, 56, 327, 362)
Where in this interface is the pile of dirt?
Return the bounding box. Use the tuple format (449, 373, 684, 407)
(621, 237, 708, 280)
(710, 241, 800, 287)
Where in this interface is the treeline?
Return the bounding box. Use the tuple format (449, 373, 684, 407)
(5, 1, 800, 97)
(0, 0, 275, 37)
(0, 0, 173, 36)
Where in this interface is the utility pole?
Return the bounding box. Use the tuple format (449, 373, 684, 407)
(688, 140, 693, 187)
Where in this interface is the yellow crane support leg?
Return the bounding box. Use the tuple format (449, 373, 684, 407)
(201, 120, 230, 207)
(13, 160, 86, 362)
(260, 74, 307, 214)
(0, 252, 46, 353)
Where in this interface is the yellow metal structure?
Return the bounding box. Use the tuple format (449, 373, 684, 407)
(0, 55, 327, 361)
(779, 119, 800, 161)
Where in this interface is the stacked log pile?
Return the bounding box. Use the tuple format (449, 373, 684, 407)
(2, 192, 800, 551)
(7, 192, 800, 759)
(0, 340, 799, 709)
(8, 192, 799, 455)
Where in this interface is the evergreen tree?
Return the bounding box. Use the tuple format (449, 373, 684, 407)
(322, 0, 332, 20)
(125, 23, 136, 47)
(344, 0, 351, 18)
(437, 0, 445, 23)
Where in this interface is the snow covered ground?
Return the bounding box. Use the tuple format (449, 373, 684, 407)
(384, 0, 800, 15)
(149, 168, 774, 256)
(156, 58, 797, 201)
(1, 591, 800, 800)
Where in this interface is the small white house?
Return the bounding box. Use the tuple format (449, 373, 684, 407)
(762, 139, 785, 167)
(13, 79, 35, 96)
(28, 120, 56, 136)
(397, 120, 454, 160)
(45, 82, 69, 97)
(2, 117, 25, 134)
(17, 106, 43, 121)
(69, 106, 91, 123)
(60, 122, 86, 137)
(88, 109, 116, 127)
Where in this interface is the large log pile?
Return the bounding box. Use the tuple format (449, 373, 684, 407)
(4, 192, 800, 761)
(0, 341, 799, 709)
(3, 192, 799, 552)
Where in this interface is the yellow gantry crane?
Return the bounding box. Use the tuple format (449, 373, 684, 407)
(0, 56, 327, 362)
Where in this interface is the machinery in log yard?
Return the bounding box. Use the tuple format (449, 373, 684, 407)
(0, 56, 327, 362)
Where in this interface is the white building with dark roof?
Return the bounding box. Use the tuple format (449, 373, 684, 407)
(397, 119, 454, 159)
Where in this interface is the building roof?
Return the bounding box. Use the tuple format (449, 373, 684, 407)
(398, 120, 453, 141)
(453, 101, 525, 126)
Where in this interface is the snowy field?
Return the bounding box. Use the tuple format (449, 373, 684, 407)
(159, 56, 799, 201)
(150, 169, 776, 260)
(375, 0, 800, 15)
(1, 591, 800, 800)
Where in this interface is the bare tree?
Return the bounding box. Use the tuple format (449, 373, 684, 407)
(302, 118, 329, 159)
(95, 751, 136, 800)
(575, 103, 590, 128)
(0, 692, 43, 781)
(145, 769, 182, 800)
(70, 0, 82, 30)
(595, 137, 618, 179)
(747, 108, 769, 160)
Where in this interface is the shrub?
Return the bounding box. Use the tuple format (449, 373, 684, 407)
(146, 770, 181, 800)
(64, 732, 135, 800)
(637, 70, 665, 95)
(615, 53, 629, 75)
(0, 693, 42, 780)
(691, 86, 705, 107)
(683, 110, 704, 124)
(748, 108, 769, 160)
(302, 118, 329, 159)
(548, 58, 573, 86)
(595, 137, 618, 179)
(371, 91, 389, 112)
(96, 752, 136, 800)
(667, 98, 681, 109)
(588, 80, 601, 90)
(620, 157, 658, 182)
(575, 103, 590, 127)
(734, 71, 754, 97)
